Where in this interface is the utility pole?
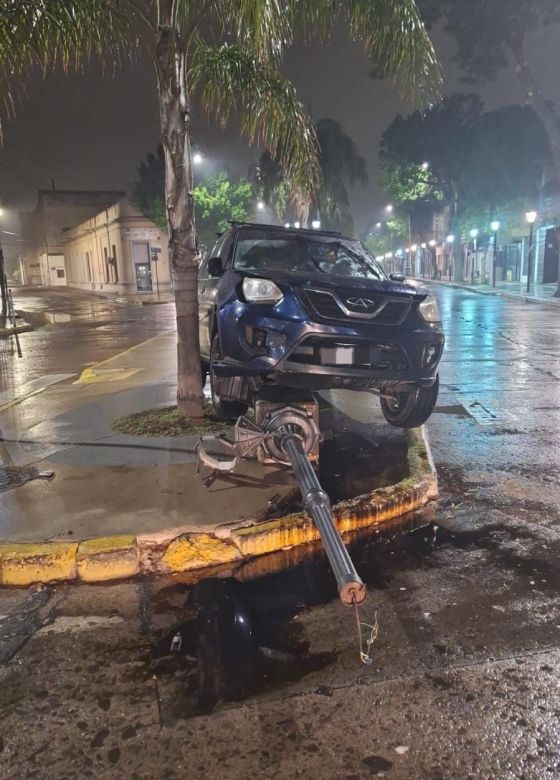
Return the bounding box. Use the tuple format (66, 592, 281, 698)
(0, 244, 7, 322)
(491, 221, 500, 287)
(526, 211, 537, 294)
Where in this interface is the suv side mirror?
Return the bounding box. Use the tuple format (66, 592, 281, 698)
(208, 257, 224, 277)
(390, 273, 406, 282)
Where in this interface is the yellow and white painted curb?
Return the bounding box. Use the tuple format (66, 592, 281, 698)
(0, 427, 438, 587)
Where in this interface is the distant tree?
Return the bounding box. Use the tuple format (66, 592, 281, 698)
(255, 118, 368, 233)
(418, 0, 560, 186)
(194, 173, 255, 247)
(133, 146, 166, 230)
(380, 95, 547, 279)
(134, 148, 255, 246)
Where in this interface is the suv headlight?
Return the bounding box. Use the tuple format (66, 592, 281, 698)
(242, 277, 283, 304)
(418, 294, 441, 323)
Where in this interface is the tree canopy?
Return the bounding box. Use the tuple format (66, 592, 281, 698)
(254, 118, 368, 232)
(134, 146, 255, 246)
(380, 94, 548, 237)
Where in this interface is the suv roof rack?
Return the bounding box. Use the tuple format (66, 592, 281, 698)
(228, 220, 344, 238)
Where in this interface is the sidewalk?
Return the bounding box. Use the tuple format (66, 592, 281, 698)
(418, 276, 560, 307)
(0, 334, 437, 585)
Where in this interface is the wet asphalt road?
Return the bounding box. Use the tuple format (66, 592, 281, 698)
(1, 285, 560, 778)
(0, 287, 175, 395)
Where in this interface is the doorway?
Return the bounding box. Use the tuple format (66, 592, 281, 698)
(132, 242, 153, 291)
(542, 228, 559, 284)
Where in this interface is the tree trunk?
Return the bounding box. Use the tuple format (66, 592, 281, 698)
(156, 12, 204, 417)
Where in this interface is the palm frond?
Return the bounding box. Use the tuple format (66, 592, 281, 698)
(190, 42, 320, 198)
(0, 0, 135, 134)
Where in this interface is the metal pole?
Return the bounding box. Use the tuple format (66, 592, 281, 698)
(154, 259, 160, 299)
(0, 246, 7, 322)
(471, 237, 477, 284)
(527, 224, 534, 294)
(492, 229, 498, 287)
(280, 434, 366, 606)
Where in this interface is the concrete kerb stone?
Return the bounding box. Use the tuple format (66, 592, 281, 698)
(0, 426, 437, 587)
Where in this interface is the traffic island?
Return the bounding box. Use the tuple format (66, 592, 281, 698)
(0, 394, 438, 587)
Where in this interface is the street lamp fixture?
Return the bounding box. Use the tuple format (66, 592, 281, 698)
(526, 211, 537, 293)
(294, 221, 301, 229)
(311, 219, 321, 229)
(385, 252, 393, 259)
(470, 228, 479, 239)
(410, 244, 417, 252)
(284, 222, 291, 228)
(375, 222, 382, 229)
(256, 200, 265, 211)
(429, 239, 436, 247)
(192, 152, 204, 165)
(446, 234, 454, 243)
(385, 204, 393, 213)
(421, 242, 427, 249)
(490, 220, 500, 232)
(421, 161, 429, 170)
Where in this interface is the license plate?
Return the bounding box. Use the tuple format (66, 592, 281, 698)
(321, 346, 355, 365)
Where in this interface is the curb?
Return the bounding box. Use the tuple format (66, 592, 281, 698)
(422, 278, 560, 308)
(0, 321, 33, 338)
(0, 427, 438, 587)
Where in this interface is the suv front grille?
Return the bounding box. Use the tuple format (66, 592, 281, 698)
(301, 288, 411, 325)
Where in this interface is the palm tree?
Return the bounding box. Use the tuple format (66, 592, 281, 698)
(255, 119, 368, 232)
(0, 0, 441, 417)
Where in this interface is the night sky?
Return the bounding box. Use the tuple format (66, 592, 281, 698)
(1, 20, 560, 264)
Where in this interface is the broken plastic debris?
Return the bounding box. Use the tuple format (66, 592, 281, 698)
(394, 746, 409, 755)
(38, 470, 55, 479)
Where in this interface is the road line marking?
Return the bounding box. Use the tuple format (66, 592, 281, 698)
(75, 335, 164, 383)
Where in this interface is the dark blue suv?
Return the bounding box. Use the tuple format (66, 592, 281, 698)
(199, 223, 444, 428)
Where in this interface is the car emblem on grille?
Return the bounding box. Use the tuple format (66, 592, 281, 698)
(346, 296, 376, 310)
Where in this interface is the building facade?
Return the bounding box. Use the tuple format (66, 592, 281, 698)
(63, 199, 171, 295)
(19, 189, 126, 287)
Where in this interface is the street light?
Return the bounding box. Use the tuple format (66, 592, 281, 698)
(421, 161, 429, 170)
(284, 222, 291, 228)
(490, 221, 500, 287)
(526, 211, 537, 293)
(192, 152, 204, 165)
(470, 228, 479, 284)
(311, 219, 321, 229)
(385, 204, 393, 213)
(294, 221, 301, 229)
(256, 200, 265, 211)
(429, 239, 436, 247)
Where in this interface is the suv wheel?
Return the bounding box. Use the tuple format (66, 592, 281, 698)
(210, 335, 249, 420)
(380, 374, 439, 428)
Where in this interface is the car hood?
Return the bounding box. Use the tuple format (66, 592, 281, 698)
(243, 270, 429, 298)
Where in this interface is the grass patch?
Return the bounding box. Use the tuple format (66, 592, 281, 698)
(112, 405, 233, 437)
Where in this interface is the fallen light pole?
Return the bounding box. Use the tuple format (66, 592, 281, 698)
(196, 397, 366, 606)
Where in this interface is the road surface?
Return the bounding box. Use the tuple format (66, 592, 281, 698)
(1, 285, 560, 778)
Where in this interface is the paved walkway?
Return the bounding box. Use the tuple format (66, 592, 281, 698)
(0, 333, 410, 543)
(417, 276, 560, 307)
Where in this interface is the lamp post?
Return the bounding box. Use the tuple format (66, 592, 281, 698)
(526, 211, 537, 293)
(0, 207, 6, 321)
(470, 229, 479, 284)
(386, 204, 412, 273)
(446, 234, 455, 280)
(490, 221, 500, 288)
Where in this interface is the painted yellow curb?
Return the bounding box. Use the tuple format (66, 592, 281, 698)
(0, 427, 437, 587)
(76, 535, 139, 582)
(0, 542, 78, 586)
(160, 533, 242, 573)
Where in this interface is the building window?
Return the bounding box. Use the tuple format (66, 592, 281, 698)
(56, 269, 65, 279)
(111, 244, 119, 283)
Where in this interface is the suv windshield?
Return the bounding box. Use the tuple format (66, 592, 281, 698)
(233, 230, 386, 280)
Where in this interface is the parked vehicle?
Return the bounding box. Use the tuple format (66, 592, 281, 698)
(198, 223, 444, 428)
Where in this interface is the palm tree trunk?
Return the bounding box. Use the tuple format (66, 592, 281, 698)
(156, 13, 204, 417)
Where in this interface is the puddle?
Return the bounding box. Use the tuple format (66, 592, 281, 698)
(149, 511, 435, 721)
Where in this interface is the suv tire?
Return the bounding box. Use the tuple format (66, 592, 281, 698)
(380, 374, 439, 428)
(210, 335, 249, 420)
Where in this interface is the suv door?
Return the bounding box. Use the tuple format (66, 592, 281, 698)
(198, 234, 232, 360)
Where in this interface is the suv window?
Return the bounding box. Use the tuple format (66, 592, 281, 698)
(233, 230, 385, 280)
